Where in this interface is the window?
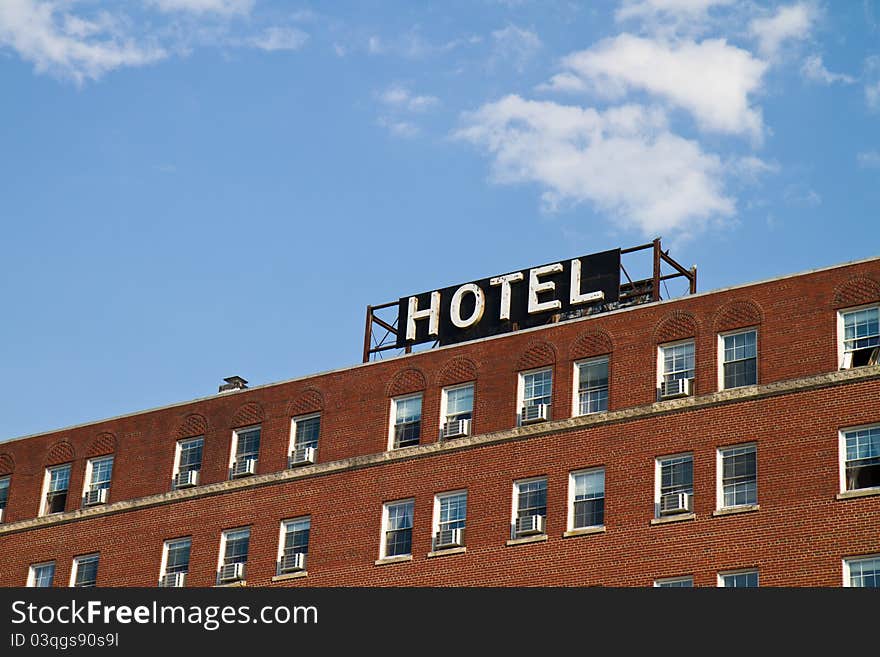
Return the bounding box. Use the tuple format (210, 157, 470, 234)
(719, 329, 757, 389)
(278, 517, 311, 574)
(655, 454, 693, 517)
(41, 464, 71, 515)
(83, 456, 113, 506)
(839, 305, 880, 369)
(717, 444, 757, 509)
(71, 554, 99, 588)
(229, 426, 260, 479)
(512, 477, 547, 538)
(658, 340, 695, 398)
(160, 538, 192, 587)
(574, 358, 609, 416)
(173, 437, 203, 488)
(390, 395, 422, 449)
(28, 562, 55, 588)
(568, 468, 605, 531)
(518, 368, 552, 425)
(0, 475, 9, 522)
(441, 384, 474, 438)
(217, 528, 250, 584)
(841, 425, 880, 492)
(844, 554, 880, 587)
(289, 413, 320, 465)
(718, 569, 759, 587)
(381, 499, 414, 559)
(654, 576, 693, 587)
(433, 491, 467, 550)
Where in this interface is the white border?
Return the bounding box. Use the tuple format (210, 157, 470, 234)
(379, 498, 415, 559)
(715, 442, 757, 511)
(572, 356, 610, 418)
(567, 467, 605, 532)
(388, 394, 423, 450)
(717, 327, 759, 391)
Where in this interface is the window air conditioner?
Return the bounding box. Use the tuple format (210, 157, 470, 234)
(159, 572, 187, 588)
(442, 418, 471, 439)
(280, 551, 306, 573)
(231, 458, 257, 478)
(660, 378, 691, 399)
(173, 470, 199, 489)
(659, 492, 692, 515)
(521, 404, 549, 424)
(434, 528, 464, 549)
(219, 562, 245, 583)
(83, 488, 108, 506)
(288, 446, 316, 468)
(515, 514, 546, 536)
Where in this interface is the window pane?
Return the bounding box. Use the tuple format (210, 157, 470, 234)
(294, 416, 320, 450)
(385, 501, 414, 557)
(284, 518, 311, 554)
(236, 428, 261, 459)
(844, 308, 880, 350)
(0, 477, 9, 509)
(848, 556, 880, 587)
(578, 360, 609, 414)
(845, 427, 880, 491)
(721, 571, 758, 587)
(32, 563, 55, 588)
(655, 578, 693, 587)
(439, 493, 467, 531)
(166, 539, 191, 574)
(722, 445, 757, 507)
(662, 342, 694, 381)
(660, 455, 693, 495)
(49, 465, 71, 492)
(516, 479, 547, 518)
(445, 386, 474, 419)
(89, 458, 113, 489)
(179, 438, 204, 472)
(523, 370, 552, 406)
(224, 530, 250, 564)
(75, 556, 99, 587)
(394, 397, 422, 448)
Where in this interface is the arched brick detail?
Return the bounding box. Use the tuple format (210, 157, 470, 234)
(87, 432, 117, 457)
(387, 368, 427, 397)
(175, 413, 208, 439)
(713, 299, 764, 333)
(46, 441, 75, 466)
(570, 330, 613, 361)
(515, 341, 557, 371)
(231, 402, 264, 428)
(832, 276, 880, 309)
(288, 389, 325, 417)
(654, 311, 698, 344)
(437, 358, 478, 387)
(0, 453, 14, 476)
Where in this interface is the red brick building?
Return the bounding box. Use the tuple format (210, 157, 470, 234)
(0, 256, 878, 588)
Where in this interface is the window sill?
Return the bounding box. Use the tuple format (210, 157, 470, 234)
(650, 513, 695, 526)
(272, 571, 308, 582)
(712, 504, 760, 517)
(427, 547, 466, 558)
(506, 534, 548, 547)
(836, 487, 880, 501)
(563, 526, 606, 538)
(374, 555, 412, 566)
(213, 580, 246, 587)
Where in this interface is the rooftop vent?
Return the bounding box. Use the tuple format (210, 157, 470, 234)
(218, 376, 248, 394)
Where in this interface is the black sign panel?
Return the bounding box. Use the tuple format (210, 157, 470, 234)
(397, 249, 620, 348)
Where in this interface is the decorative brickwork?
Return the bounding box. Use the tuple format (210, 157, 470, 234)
(231, 402, 264, 428)
(288, 389, 325, 416)
(387, 368, 427, 397)
(437, 358, 478, 387)
(174, 413, 208, 439)
(713, 299, 763, 332)
(515, 341, 557, 371)
(654, 310, 698, 344)
(86, 432, 117, 458)
(569, 330, 613, 361)
(832, 276, 880, 308)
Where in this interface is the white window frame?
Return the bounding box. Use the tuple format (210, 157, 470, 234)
(27, 561, 56, 588)
(567, 467, 605, 532)
(717, 328, 758, 391)
(69, 554, 99, 588)
(227, 425, 261, 477)
(217, 527, 251, 583)
(173, 436, 204, 479)
(388, 394, 423, 450)
(40, 463, 72, 516)
(572, 357, 610, 417)
(654, 452, 694, 518)
(159, 537, 192, 584)
(511, 476, 548, 538)
(653, 576, 693, 587)
(379, 498, 415, 560)
(717, 568, 759, 587)
(716, 443, 757, 510)
(432, 489, 467, 551)
(289, 412, 321, 456)
(517, 367, 553, 426)
(837, 303, 880, 369)
(843, 554, 880, 587)
(277, 516, 311, 575)
(83, 456, 114, 493)
(439, 383, 475, 435)
(839, 424, 880, 493)
(656, 339, 695, 392)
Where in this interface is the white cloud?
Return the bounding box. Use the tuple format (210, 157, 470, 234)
(542, 34, 766, 140)
(857, 151, 880, 168)
(377, 117, 419, 138)
(378, 85, 439, 112)
(783, 184, 821, 207)
(249, 27, 308, 52)
(801, 54, 855, 84)
(616, 0, 734, 22)
(866, 56, 880, 110)
(455, 95, 735, 238)
(490, 25, 541, 72)
(148, 0, 254, 16)
(749, 2, 817, 59)
(0, 0, 166, 84)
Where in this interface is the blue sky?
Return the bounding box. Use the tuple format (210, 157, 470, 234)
(1, 0, 878, 440)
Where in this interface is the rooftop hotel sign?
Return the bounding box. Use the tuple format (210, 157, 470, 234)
(397, 248, 621, 347)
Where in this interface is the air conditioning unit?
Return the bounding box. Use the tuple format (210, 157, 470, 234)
(442, 418, 471, 439)
(515, 514, 546, 536)
(219, 562, 245, 583)
(434, 528, 464, 549)
(659, 492, 692, 515)
(159, 572, 187, 588)
(280, 551, 306, 573)
(288, 446, 316, 468)
(173, 470, 199, 489)
(521, 404, 549, 424)
(231, 458, 257, 478)
(83, 488, 108, 506)
(660, 378, 691, 399)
